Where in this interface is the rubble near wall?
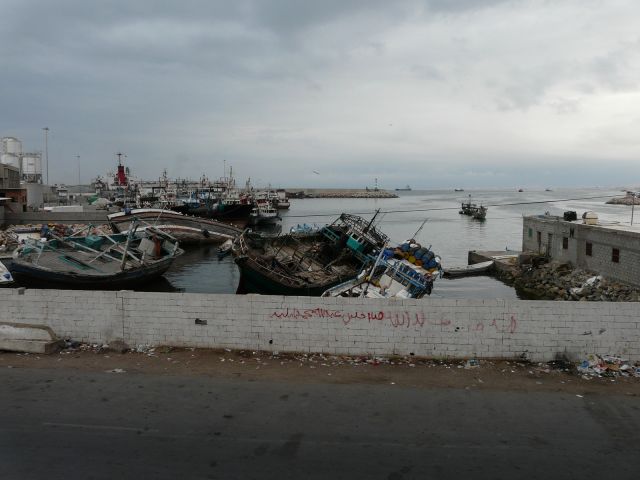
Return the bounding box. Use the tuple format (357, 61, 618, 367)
(504, 258, 640, 301)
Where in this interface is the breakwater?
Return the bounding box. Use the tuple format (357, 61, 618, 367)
(287, 188, 397, 198)
(606, 193, 640, 205)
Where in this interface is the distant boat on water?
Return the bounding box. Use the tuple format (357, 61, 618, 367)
(459, 195, 487, 220)
(395, 185, 412, 191)
(454, 188, 464, 192)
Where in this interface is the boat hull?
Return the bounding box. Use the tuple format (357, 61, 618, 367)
(9, 255, 176, 290)
(235, 257, 345, 296)
(109, 209, 242, 245)
(443, 260, 494, 278)
(170, 203, 253, 224)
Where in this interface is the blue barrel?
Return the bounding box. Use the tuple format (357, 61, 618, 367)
(425, 258, 438, 269)
(414, 248, 428, 260)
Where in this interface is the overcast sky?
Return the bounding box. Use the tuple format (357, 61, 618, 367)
(1, 0, 638, 188)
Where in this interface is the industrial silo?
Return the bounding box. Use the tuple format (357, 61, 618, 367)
(21, 152, 43, 183)
(1, 137, 23, 155)
(1, 153, 20, 169)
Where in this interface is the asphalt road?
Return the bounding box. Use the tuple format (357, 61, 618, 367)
(1, 368, 639, 480)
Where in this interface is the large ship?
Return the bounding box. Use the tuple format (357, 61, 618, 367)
(169, 170, 254, 225)
(395, 185, 412, 191)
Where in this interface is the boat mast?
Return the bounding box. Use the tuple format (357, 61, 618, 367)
(411, 218, 429, 240)
(364, 209, 381, 233)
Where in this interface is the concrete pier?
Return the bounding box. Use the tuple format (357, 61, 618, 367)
(468, 249, 521, 274)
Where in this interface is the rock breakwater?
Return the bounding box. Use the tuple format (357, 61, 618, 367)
(606, 193, 640, 205)
(507, 259, 640, 301)
(292, 189, 398, 199)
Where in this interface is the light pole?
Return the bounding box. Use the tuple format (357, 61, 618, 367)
(42, 127, 49, 185)
(632, 192, 638, 226)
(76, 154, 81, 188)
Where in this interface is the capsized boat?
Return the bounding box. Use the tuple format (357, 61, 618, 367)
(322, 246, 441, 299)
(9, 223, 183, 289)
(233, 212, 389, 296)
(108, 208, 242, 245)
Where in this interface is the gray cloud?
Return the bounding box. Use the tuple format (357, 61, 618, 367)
(1, 0, 639, 188)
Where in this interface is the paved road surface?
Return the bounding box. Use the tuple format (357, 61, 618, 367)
(1, 368, 639, 479)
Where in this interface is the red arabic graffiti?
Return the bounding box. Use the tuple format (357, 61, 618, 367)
(269, 308, 458, 329)
(489, 314, 517, 334)
(269, 308, 344, 320)
(269, 308, 518, 334)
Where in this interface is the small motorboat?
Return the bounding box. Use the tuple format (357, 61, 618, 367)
(217, 239, 233, 260)
(443, 260, 494, 278)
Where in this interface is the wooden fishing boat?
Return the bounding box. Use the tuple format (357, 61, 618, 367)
(472, 205, 487, 220)
(459, 195, 488, 220)
(9, 223, 183, 289)
(233, 213, 389, 296)
(108, 208, 242, 245)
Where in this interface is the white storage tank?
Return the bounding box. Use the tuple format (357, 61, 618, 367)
(1, 137, 22, 155)
(21, 153, 42, 175)
(1, 153, 20, 169)
(582, 211, 598, 225)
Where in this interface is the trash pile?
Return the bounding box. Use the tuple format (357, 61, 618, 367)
(0, 229, 19, 252)
(49, 342, 640, 382)
(577, 354, 640, 378)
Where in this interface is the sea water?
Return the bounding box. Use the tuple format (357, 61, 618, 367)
(157, 187, 630, 298)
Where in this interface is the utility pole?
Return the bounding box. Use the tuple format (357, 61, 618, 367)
(42, 127, 49, 184)
(632, 193, 637, 226)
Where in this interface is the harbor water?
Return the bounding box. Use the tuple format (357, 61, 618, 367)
(157, 187, 628, 299)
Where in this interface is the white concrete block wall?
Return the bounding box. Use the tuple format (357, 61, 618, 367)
(1, 289, 639, 362)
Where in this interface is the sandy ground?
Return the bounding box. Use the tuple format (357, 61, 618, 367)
(2, 346, 639, 396)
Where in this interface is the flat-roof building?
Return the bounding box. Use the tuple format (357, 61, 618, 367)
(523, 213, 640, 286)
